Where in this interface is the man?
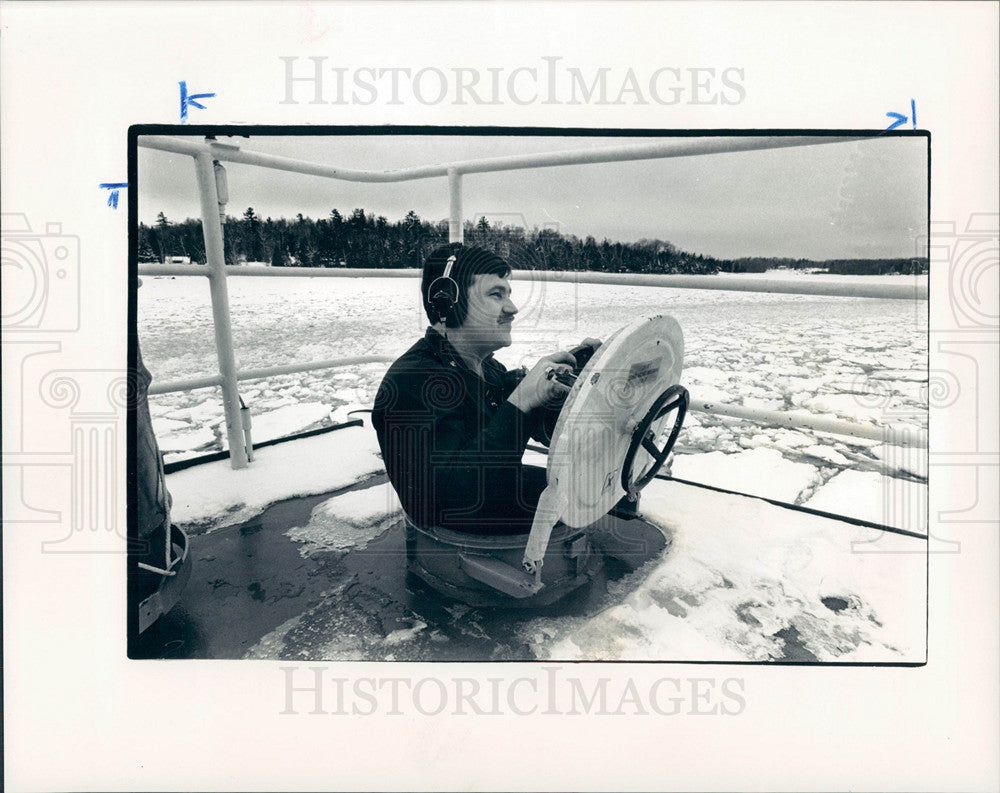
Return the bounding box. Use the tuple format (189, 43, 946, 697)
(372, 244, 595, 535)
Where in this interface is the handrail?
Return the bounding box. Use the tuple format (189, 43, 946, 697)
(688, 398, 925, 449)
(148, 355, 396, 396)
(139, 134, 868, 182)
(147, 352, 926, 449)
(140, 264, 420, 278)
(138, 132, 927, 467)
(138, 265, 927, 301)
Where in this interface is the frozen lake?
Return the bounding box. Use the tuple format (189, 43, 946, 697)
(140, 271, 928, 528)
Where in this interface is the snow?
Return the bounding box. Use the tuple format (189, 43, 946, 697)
(240, 402, 331, 445)
(166, 424, 385, 531)
(804, 469, 926, 535)
(801, 445, 852, 466)
(151, 417, 189, 435)
(871, 443, 929, 479)
(685, 383, 734, 405)
(671, 448, 818, 503)
(383, 620, 428, 646)
(771, 429, 816, 449)
(152, 415, 217, 454)
(164, 402, 225, 427)
(154, 425, 217, 455)
(317, 480, 402, 527)
(329, 403, 370, 424)
(524, 478, 926, 662)
(798, 394, 895, 424)
(287, 481, 402, 555)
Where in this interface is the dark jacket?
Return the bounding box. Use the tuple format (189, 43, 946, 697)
(134, 345, 172, 564)
(372, 328, 556, 534)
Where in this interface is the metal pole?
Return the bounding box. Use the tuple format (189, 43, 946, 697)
(147, 354, 396, 396)
(139, 134, 872, 183)
(448, 168, 463, 244)
(137, 265, 927, 301)
(138, 264, 423, 278)
(148, 374, 224, 396)
(688, 398, 927, 448)
(511, 270, 928, 301)
(193, 151, 248, 469)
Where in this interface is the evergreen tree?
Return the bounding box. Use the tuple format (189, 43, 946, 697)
(137, 236, 159, 263)
(154, 212, 170, 260)
(243, 207, 264, 262)
(142, 207, 916, 278)
(270, 241, 287, 267)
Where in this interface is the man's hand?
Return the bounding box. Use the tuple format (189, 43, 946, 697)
(568, 338, 602, 373)
(508, 351, 577, 413)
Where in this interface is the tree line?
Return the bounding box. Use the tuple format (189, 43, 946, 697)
(139, 208, 928, 276)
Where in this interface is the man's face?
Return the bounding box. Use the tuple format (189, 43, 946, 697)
(461, 273, 518, 352)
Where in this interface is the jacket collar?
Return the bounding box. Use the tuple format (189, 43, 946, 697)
(423, 327, 502, 381)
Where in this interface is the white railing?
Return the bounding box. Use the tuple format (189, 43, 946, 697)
(145, 355, 397, 396)
(140, 264, 925, 300)
(138, 134, 928, 467)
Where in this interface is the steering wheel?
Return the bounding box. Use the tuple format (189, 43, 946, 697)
(621, 384, 689, 497)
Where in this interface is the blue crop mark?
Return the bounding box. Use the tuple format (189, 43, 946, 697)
(99, 182, 128, 209)
(885, 98, 917, 131)
(179, 80, 216, 124)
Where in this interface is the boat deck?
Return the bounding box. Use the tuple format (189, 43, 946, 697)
(135, 422, 926, 663)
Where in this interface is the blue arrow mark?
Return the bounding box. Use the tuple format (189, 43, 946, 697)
(99, 182, 129, 209)
(179, 80, 217, 124)
(885, 99, 917, 131)
(885, 111, 908, 131)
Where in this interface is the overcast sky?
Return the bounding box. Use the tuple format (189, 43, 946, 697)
(137, 133, 927, 260)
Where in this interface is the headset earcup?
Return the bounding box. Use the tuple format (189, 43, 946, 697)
(430, 292, 454, 326)
(428, 275, 460, 327)
(442, 292, 459, 327)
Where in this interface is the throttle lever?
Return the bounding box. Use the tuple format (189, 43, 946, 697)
(545, 342, 599, 388)
(568, 343, 597, 375)
(545, 367, 577, 387)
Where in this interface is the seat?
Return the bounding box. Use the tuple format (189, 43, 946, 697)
(405, 517, 602, 607)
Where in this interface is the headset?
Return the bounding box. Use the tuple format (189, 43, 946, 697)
(427, 253, 461, 327)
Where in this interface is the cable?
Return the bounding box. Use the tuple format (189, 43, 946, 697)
(523, 443, 925, 540)
(163, 418, 363, 474)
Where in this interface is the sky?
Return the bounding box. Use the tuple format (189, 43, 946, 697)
(137, 133, 927, 261)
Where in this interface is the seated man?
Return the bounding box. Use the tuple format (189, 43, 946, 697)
(372, 244, 593, 535)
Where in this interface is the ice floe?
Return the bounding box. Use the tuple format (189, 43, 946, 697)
(287, 482, 402, 555)
(805, 468, 926, 535)
(672, 447, 818, 503)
